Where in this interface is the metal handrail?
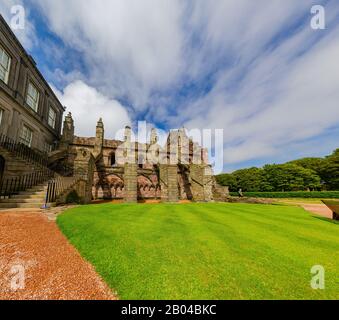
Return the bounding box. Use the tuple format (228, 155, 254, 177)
(0, 133, 49, 167)
(0, 168, 55, 199)
(45, 176, 80, 204)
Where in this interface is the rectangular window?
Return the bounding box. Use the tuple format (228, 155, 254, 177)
(0, 46, 11, 84)
(20, 125, 33, 147)
(0, 109, 3, 127)
(26, 82, 40, 112)
(43, 141, 53, 153)
(48, 106, 57, 129)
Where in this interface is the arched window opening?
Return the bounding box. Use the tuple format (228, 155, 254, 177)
(138, 154, 145, 169)
(110, 152, 116, 166)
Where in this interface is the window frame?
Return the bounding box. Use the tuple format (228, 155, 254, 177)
(43, 141, 53, 154)
(47, 105, 57, 129)
(20, 125, 33, 148)
(26, 82, 40, 112)
(0, 45, 11, 85)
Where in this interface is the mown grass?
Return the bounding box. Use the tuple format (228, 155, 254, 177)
(57, 203, 339, 300)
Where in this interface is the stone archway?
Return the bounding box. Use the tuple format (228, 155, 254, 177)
(137, 174, 158, 200)
(93, 173, 125, 200)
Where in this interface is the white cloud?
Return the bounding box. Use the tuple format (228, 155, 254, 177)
(32, 0, 184, 108)
(51, 81, 132, 139)
(184, 24, 339, 165)
(26, 0, 339, 170)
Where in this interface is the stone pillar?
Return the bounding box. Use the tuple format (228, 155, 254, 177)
(189, 164, 205, 202)
(159, 165, 178, 202)
(7, 110, 20, 141)
(203, 165, 213, 202)
(74, 148, 95, 204)
(167, 165, 179, 202)
(159, 165, 169, 202)
(93, 118, 104, 158)
(124, 163, 138, 203)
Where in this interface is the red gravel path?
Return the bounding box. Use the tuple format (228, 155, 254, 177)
(301, 204, 333, 219)
(0, 211, 117, 300)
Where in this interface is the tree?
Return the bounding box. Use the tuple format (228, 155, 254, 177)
(216, 149, 338, 192)
(262, 164, 321, 191)
(215, 173, 237, 191)
(320, 149, 339, 190)
(232, 167, 264, 192)
(288, 157, 324, 175)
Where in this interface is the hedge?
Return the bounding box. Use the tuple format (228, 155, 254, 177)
(229, 191, 339, 199)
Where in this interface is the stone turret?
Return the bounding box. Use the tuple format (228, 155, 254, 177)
(150, 128, 158, 145)
(124, 126, 132, 142)
(93, 118, 104, 158)
(60, 112, 74, 149)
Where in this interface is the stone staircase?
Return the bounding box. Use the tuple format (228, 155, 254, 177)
(0, 183, 50, 209)
(0, 147, 42, 178)
(0, 135, 73, 210)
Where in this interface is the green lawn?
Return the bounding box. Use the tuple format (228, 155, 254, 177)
(57, 203, 339, 300)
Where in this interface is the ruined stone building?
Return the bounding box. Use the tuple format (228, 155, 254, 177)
(48, 113, 228, 203)
(0, 15, 228, 208)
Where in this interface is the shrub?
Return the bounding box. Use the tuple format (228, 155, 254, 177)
(65, 190, 82, 204)
(229, 191, 339, 199)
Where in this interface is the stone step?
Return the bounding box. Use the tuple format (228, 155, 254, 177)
(0, 202, 45, 209)
(26, 185, 48, 192)
(16, 190, 46, 196)
(0, 197, 45, 204)
(11, 193, 47, 199)
(6, 164, 34, 169)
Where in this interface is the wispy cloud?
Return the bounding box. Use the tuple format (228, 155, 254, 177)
(2, 0, 338, 171)
(51, 81, 131, 139)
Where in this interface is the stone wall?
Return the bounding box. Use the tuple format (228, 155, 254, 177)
(190, 164, 205, 202)
(124, 163, 138, 203)
(73, 148, 95, 203)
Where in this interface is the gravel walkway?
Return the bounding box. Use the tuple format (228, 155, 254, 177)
(300, 204, 333, 219)
(0, 211, 117, 300)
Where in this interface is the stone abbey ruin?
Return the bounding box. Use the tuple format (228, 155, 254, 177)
(48, 113, 229, 204)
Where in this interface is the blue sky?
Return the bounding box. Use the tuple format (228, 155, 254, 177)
(1, 0, 339, 173)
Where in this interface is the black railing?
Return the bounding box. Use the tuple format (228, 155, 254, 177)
(0, 133, 48, 167)
(45, 176, 78, 204)
(0, 168, 55, 199)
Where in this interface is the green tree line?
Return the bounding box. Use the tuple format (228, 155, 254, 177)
(216, 149, 339, 192)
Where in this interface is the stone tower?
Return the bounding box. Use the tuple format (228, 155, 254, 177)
(123, 125, 137, 203)
(60, 112, 74, 148)
(150, 128, 158, 145)
(124, 126, 132, 142)
(93, 118, 104, 158)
